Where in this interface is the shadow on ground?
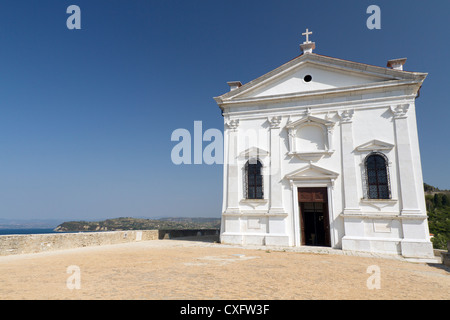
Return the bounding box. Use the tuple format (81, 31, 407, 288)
(163, 235, 220, 243)
(427, 261, 450, 273)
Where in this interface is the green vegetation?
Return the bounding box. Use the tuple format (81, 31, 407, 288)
(425, 185, 450, 250)
(54, 217, 221, 232)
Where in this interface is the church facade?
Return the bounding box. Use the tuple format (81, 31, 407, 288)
(214, 31, 434, 259)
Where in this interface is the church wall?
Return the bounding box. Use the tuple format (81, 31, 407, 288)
(221, 101, 433, 255)
(218, 56, 434, 258)
(352, 108, 395, 148)
(224, 103, 432, 253)
(352, 107, 400, 214)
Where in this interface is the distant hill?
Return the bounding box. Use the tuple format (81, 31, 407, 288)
(424, 183, 450, 195)
(54, 217, 221, 232)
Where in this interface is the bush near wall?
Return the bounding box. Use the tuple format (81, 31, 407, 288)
(425, 190, 450, 250)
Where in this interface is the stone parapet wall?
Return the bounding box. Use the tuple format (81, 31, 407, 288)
(443, 241, 450, 267)
(0, 230, 158, 256)
(158, 229, 219, 239)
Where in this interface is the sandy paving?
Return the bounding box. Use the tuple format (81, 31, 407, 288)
(0, 239, 448, 300)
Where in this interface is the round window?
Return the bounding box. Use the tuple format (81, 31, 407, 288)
(303, 75, 312, 82)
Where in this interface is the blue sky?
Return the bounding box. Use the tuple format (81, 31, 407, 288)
(0, 0, 449, 221)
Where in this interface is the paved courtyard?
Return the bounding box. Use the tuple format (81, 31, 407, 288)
(0, 239, 448, 300)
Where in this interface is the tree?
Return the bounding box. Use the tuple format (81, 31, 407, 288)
(442, 194, 449, 207)
(434, 193, 443, 208)
(426, 191, 450, 250)
(428, 206, 450, 250)
(426, 199, 434, 212)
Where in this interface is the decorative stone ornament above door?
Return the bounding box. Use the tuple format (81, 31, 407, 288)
(286, 115, 335, 161)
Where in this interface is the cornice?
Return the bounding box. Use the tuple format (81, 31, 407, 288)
(222, 94, 417, 119)
(340, 212, 427, 220)
(217, 79, 421, 108)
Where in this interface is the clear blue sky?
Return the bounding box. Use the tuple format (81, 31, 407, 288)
(0, 0, 448, 221)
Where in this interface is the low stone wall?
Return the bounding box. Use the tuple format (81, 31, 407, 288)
(443, 241, 450, 267)
(0, 230, 158, 256)
(158, 229, 219, 240)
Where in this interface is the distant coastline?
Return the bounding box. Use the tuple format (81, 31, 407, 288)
(0, 217, 222, 236)
(0, 228, 57, 236)
(54, 217, 221, 233)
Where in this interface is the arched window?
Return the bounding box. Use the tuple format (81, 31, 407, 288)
(365, 153, 391, 199)
(245, 160, 263, 199)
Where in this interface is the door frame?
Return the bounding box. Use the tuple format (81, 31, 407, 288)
(291, 182, 335, 247)
(298, 188, 331, 247)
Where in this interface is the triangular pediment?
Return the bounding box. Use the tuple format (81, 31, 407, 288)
(285, 164, 339, 181)
(239, 147, 269, 158)
(286, 114, 335, 129)
(239, 62, 389, 99)
(355, 139, 394, 152)
(214, 53, 427, 105)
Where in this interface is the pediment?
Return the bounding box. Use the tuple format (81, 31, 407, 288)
(286, 114, 335, 129)
(355, 140, 394, 152)
(214, 53, 427, 105)
(239, 147, 269, 158)
(240, 62, 388, 99)
(285, 164, 339, 181)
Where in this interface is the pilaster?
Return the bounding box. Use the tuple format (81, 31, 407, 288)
(268, 116, 285, 214)
(390, 104, 420, 214)
(339, 110, 364, 251)
(339, 110, 361, 214)
(225, 119, 240, 214)
(390, 104, 433, 258)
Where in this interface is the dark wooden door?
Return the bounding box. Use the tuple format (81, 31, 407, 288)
(298, 187, 327, 203)
(298, 188, 330, 247)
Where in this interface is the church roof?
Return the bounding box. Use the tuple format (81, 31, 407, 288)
(214, 52, 427, 108)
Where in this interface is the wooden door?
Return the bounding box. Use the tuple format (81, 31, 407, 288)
(298, 187, 330, 247)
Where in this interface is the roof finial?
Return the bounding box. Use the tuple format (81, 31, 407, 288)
(300, 28, 315, 54)
(302, 28, 313, 43)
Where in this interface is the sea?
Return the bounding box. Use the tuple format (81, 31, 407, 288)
(0, 228, 57, 235)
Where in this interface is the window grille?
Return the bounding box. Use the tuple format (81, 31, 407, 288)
(364, 152, 391, 199)
(245, 160, 263, 199)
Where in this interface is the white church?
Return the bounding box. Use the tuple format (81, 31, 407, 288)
(214, 29, 434, 259)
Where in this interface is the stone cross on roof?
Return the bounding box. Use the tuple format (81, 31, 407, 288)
(300, 28, 315, 54)
(302, 28, 313, 43)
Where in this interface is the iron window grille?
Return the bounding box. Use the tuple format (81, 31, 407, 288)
(245, 160, 263, 199)
(364, 152, 391, 200)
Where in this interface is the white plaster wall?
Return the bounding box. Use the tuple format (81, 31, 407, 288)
(219, 63, 433, 258)
(352, 108, 395, 149)
(352, 107, 400, 213)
